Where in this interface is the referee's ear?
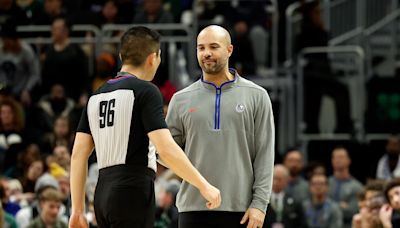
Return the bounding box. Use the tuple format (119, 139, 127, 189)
(146, 52, 158, 67)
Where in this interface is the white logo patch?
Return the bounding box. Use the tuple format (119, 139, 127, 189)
(235, 104, 246, 113)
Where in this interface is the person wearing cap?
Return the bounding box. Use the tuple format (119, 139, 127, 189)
(0, 20, 40, 106)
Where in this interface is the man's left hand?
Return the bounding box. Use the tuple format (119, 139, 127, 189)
(240, 207, 265, 228)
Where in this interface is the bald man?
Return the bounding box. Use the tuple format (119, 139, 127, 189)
(166, 25, 275, 228)
(265, 165, 307, 228)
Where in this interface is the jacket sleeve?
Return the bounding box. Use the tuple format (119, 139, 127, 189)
(249, 89, 275, 213)
(165, 94, 185, 148)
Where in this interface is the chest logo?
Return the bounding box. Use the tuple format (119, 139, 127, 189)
(235, 104, 246, 113)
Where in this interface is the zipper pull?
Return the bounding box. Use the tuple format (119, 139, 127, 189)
(216, 88, 221, 95)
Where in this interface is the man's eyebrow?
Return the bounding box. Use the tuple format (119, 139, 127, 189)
(197, 43, 220, 47)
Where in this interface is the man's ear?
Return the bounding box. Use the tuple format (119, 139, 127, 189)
(146, 52, 157, 66)
(227, 44, 233, 57)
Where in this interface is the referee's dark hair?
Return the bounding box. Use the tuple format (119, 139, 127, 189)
(120, 26, 161, 67)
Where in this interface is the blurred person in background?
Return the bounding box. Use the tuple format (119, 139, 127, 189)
(4, 178, 34, 208)
(283, 149, 309, 203)
(377, 136, 400, 180)
(230, 19, 255, 76)
(32, 0, 65, 25)
(328, 146, 363, 228)
(52, 145, 71, 172)
(27, 187, 67, 228)
(155, 179, 180, 228)
(133, 0, 174, 24)
(41, 17, 88, 102)
(304, 161, 326, 181)
(40, 116, 74, 154)
(0, 99, 25, 167)
(352, 180, 385, 228)
(295, 0, 352, 134)
(379, 178, 400, 228)
(266, 164, 307, 228)
(3, 143, 41, 179)
(18, 158, 45, 193)
(0, 0, 29, 26)
(16, 173, 69, 228)
(0, 177, 20, 216)
(0, 20, 41, 106)
(303, 173, 343, 228)
(37, 84, 75, 134)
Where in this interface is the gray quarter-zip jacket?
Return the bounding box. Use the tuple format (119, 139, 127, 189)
(166, 70, 275, 213)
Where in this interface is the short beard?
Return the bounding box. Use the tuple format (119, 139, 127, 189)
(200, 61, 225, 75)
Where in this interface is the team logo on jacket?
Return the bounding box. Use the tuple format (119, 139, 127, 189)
(235, 104, 246, 113)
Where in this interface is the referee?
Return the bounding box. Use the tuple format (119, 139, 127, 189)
(69, 26, 221, 228)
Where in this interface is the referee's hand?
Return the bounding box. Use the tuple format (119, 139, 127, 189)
(69, 212, 88, 228)
(200, 184, 221, 209)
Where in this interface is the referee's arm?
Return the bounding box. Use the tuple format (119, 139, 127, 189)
(70, 132, 95, 227)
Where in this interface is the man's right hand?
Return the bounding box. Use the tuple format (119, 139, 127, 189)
(200, 184, 221, 209)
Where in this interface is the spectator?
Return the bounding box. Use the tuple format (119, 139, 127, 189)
(32, 0, 65, 25)
(328, 146, 363, 228)
(37, 84, 75, 134)
(377, 136, 400, 180)
(303, 173, 343, 228)
(230, 19, 255, 76)
(52, 145, 71, 172)
(304, 160, 326, 181)
(352, 180, 385, 228)
(4, 143, 41, 179)
(4, 178, 35, 208)
(16, 0, 44, 21)
(41, 17, 89, 101)
(15, 173, 68, 228)
(295, 0, 352, 133)
(0, 99, 25, 164)
(133, 0, 174, 24)
(132, 0, 174, 85)
(154, 179, 180, 228)
(265, 164, 307, 228)
(0, 21, 41, 106)
(0, 0, 29, 26)
(40, 116, 75, 154)
(0, 178, 21, 216)
(91, 0, 125, 27)
(18, 158, 45, 193)
(379, 178, 400, 228)
(283, 149, 309, 203)
(26, 187, 68, 228)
